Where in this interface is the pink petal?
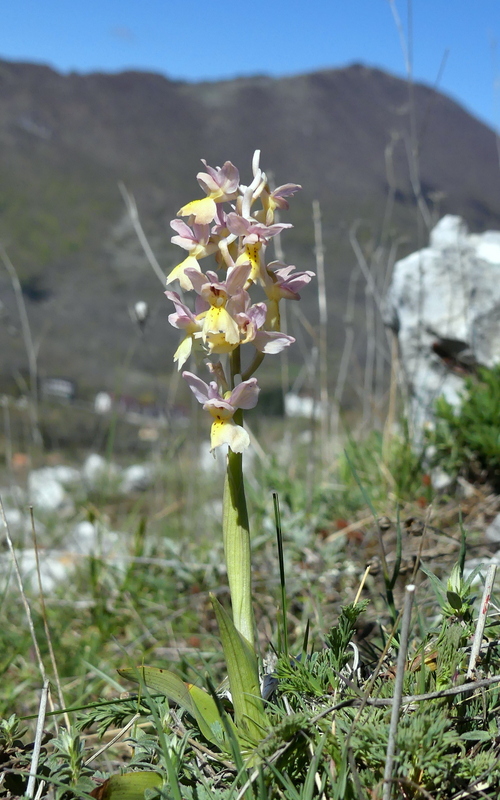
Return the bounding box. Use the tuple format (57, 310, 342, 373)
(229, 378, 260, 410)
(182, 372, 211, 404)
(204, 397, 234, 415)
(219, 161, 240, 193)
(184, 268, 208, 294)
(225, 263, 252, 295)
(274, 183, 302, 197)
(253, 331, 295, 354)
(170, 219, 194, 237)
(225, 213, 251, 236)
(245, 302, 267, 329)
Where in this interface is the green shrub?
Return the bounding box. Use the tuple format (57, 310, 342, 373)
(428, 365, 500, 488)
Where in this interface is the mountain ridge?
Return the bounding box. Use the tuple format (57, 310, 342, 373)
(0, 56, 499, 400)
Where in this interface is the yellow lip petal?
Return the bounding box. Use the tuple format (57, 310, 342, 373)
(210, 419, 250, 453)
(205, 332, 239, 354)
(203, 307, 240, 345)
(236, 244, 262, 285)
(166, 256, 201, 291)
(178, 197, 217, 225)
(173, 337, 193, 370)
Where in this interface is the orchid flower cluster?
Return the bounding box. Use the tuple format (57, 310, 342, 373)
(165, 151, 314, 453)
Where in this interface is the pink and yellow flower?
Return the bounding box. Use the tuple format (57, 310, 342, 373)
(185, 264, 252, 354)
(178, 160, 240, 225)
(165, 290, 206, 369)
(166, 220, 218, 291)
(182, 372, 260, 453)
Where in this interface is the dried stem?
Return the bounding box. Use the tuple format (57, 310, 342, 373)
(26, 680, 50, 799)
(85, 713, 141, 766)
(383, 584, 416, 800)
(330, 266, 359, 445)
(118, 182, 167, 286)
(0, 244, 41, 446)
(31, 507, 70, 730)
(467, 564, 497, 679)
(1, 498, 48, 685)
(312, 200, 329, 466)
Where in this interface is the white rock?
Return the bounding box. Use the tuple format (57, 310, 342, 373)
(284, 393, 321, 419)
(429, 215, 468, 249)
(20, 549, 71, 592)
(0, 485, 26, 506)
(50, 465, 81, 486)
(464, 556, 499, 582)
(28, 468, 73, 512)
(120, 463, 154, 493)
(2, 507, 31, 536)
(0, 503, 47, 545)
(485, 513, 500, 543)
(82, 454, 119, 486)
(94, 392, 113, 414)
(430, 465, 454, 492)
(384, 214, 500, 442)
(67, 520, 121, 555)
(67, 520, 99, 554)
(0, 548, 74, 593)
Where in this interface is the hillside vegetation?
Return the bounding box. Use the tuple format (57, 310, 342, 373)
(1, 58, 500, 400)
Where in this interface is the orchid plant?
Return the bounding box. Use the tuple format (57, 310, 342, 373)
(121, 151, 314, 756)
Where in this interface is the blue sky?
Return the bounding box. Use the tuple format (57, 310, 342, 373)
(3, 0, 500, 128)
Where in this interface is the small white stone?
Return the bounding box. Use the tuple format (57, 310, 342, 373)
(486, 513, 500, 543)
(120, 464, 154, 493)
(94, 392, 113, 414)
(82, 454, 119, 486)
(50, 465, 81, 486)
(28, 468, 72, 512)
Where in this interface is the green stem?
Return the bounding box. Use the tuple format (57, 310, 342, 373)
(222, 345, 255, 647)
(223, 433, 255, 647)
(229, 346, 241, 388)
(241, 351, 265, 382)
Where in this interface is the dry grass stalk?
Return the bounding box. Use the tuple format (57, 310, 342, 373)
(312, 200, 329, 469)
(383, 584, 416, 800)
(466, 563, 497, 680)
(31, 507, 71, 731)
(26, 679, 50, 799)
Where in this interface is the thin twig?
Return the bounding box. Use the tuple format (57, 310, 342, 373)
(383, 584, 416, 800)
(1, 396, 13, 472)
(30, 507, 70, 730)
(312, 674, 500, 723)
(0, 498, 48, 683)
(26, 680, 50, 799)
(467, 564, 497, 680)
(267, 171, 290, 406)
(363, 279, 376, 428)
(382, 331, 399, 463)
(353, 565, 372, 605)
(330, 266, 359, 443)
(312, 200, 329, 468)
(84, 713, 140, 766)
(118, 182, 167, 286)
(0, 244, 41, 445)
(325, 514, 374, 544)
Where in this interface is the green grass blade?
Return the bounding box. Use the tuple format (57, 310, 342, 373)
(273, 490, 289, 659)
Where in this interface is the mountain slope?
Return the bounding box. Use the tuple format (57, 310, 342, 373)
(0, 58, 499, 397)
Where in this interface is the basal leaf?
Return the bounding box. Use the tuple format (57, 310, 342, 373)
(118, 666, 195, 715)
(211, 595, 268, 742)
(118, 665, 239, 751)
(90, 771, 161, 800)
